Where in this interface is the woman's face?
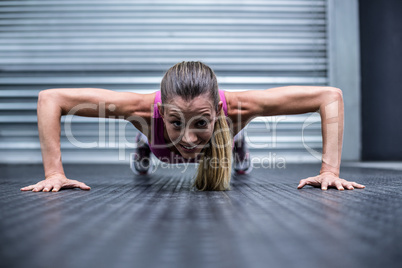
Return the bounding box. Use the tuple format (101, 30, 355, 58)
(158, 94, 223, 159)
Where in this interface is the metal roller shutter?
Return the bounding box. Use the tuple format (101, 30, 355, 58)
(0, 0, 326, 164)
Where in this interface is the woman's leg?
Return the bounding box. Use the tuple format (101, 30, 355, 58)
(130, 132, 153, 175)
(233, 129, 252, 174)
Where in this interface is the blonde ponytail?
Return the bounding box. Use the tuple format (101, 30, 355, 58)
(193, 109, 233, 191)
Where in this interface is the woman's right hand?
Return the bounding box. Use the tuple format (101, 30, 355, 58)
(20, 173, 91, 192)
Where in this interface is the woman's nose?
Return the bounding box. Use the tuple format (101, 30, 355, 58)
(182, 128, 198, 144)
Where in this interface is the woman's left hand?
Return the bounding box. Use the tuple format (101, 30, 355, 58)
(297, 171, 365, 190)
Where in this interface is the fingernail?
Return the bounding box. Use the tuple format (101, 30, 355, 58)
(322, 188, 327, 190)
(44, 188, 48, 191)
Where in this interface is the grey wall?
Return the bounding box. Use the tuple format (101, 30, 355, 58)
(359, 0, 402, 160)
(327, 0, 361, 161)
(0, 1, 328, 164)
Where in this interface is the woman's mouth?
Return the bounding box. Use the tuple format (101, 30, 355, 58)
(180, 143, 198, 151)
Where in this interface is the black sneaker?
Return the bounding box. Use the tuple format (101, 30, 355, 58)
(130, 133, 153, 175)
(233, 134, 253, 175)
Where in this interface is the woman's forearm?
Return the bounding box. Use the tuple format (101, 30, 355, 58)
(318, 88, 344, 176)
(37, 90, 65, 178)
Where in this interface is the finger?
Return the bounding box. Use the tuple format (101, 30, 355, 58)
(351, 182, 365, 188)
(334, 180, 344, 191)
(43, 184, 53, 192)
(342, 181, 354, 190)
(52, 184, 62, 192)
(21, 185, 35, 191)
(297, 180, 307, 189)
(321, 180, 329, 190)
(79, 183, 91, 191)
(32, 184, 45, 192)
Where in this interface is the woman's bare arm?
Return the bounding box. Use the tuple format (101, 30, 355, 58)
(21, 88, 153, 192)
(228, 86, 365, 190)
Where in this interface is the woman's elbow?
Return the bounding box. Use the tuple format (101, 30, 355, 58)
(317, 87, 344, 114)
(38, 89, 51, 105)
(38, 89, 62, 104)
(323, 87, 343, 101)
(37, 89, 65, 114)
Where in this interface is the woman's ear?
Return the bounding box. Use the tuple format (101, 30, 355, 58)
(157, 102, 164, 120)
(216, 101, 223, 115)
(214, 101, 223, 123)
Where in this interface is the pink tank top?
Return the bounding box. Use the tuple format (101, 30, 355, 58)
(149, 90, 229, 163)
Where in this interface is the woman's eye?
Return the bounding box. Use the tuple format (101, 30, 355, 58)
(197, 120, 208, 127)
(172, 121, 182, 128)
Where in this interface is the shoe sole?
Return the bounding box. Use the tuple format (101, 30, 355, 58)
(130, 153, 153, 175)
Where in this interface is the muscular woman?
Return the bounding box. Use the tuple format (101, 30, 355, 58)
(20, 61, 365, 192)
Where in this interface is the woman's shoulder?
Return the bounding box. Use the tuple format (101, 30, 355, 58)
(224, 90, 264, 111)
(127, 91, 156, 116)
(223, 90, 260, 131)
(127, 91, 157, 138)
(222, 90, 252, 115)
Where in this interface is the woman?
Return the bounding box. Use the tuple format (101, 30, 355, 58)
(21, 61, 365, 192)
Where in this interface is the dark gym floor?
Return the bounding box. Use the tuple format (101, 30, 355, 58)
(1, 163, 401, 268)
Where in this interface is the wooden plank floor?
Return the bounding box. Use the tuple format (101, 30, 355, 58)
(1, 163, 401, 268)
